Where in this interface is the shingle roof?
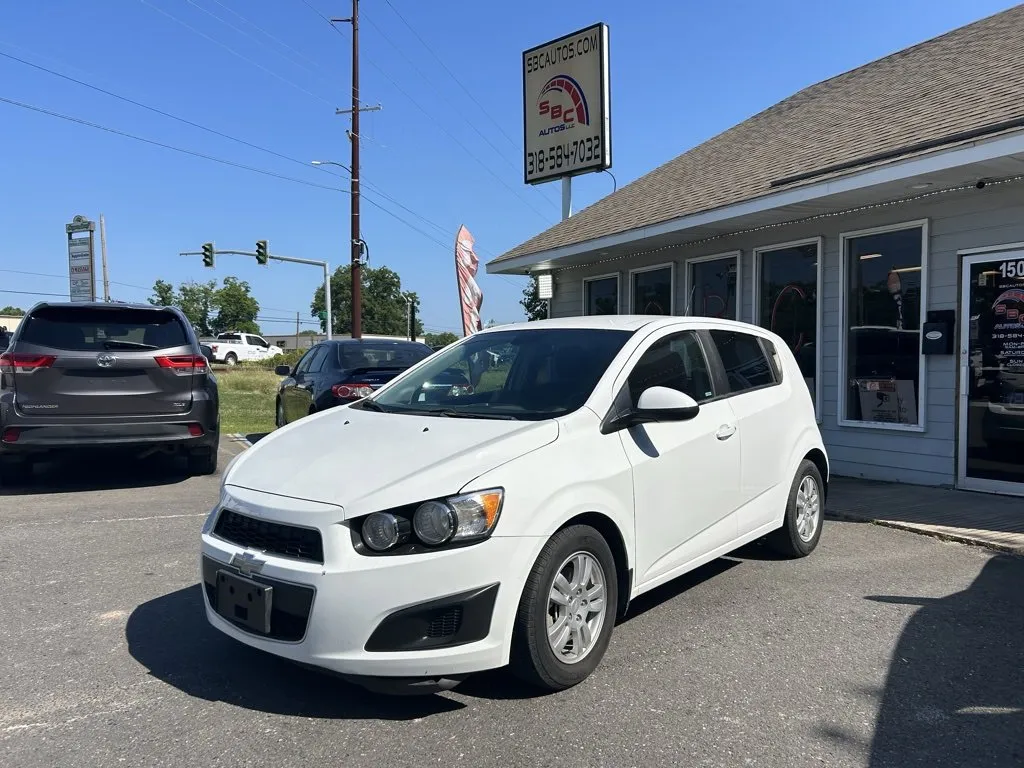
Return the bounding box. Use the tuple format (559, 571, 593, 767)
(491, 5, 1024, 267)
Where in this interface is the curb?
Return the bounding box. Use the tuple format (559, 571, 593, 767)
(222, 433, 253, 456)
(825, 510, 1024, 557)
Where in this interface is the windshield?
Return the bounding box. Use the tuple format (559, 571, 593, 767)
(339, 342, 432, 370)
(366, 328, 632, 420)
(18, 307, 189, 351)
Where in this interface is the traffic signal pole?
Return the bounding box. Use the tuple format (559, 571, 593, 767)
(180, 246, 333, 340)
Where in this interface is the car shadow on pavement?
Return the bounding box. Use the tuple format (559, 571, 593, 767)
(825, 553, 1024, 767)
(0, 452, 194, 496)
(126, 585, 465, 720)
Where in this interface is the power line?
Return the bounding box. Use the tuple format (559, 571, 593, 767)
(0, 267, 152, 294)
(0, 95, 349, 193)
(137, 0, 334, 106)
(301, 5, 556, 225)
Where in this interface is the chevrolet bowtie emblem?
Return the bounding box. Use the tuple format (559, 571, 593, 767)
(229, 551, 266, 576)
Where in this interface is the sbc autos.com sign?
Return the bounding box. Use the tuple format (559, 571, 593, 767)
(522, 22, 611, 185)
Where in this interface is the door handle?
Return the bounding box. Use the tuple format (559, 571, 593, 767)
(715, 424, 737, 440)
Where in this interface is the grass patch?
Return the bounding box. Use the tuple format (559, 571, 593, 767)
(217, 368, 280, 435)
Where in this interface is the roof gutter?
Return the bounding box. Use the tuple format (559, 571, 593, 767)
(487, 126, 1024, 275)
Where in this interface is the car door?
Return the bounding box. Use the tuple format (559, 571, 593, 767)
(292, 344, 329, 418)
(616, 328, 742, 587)
(282, 347, 316, 423)
(250, 334, 271, 359)
(705, 328, 791, 535)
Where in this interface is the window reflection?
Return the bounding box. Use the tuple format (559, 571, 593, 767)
(844, 226, 923, 425)
(758, 243, 817, 404)
(584, 276, 619, 315)
(689, 257, 737, 318)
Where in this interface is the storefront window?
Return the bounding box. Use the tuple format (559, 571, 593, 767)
(688, 255, 738, 319)
(757, 242, 818, 406)
(842, 224, 925, 426)
(583, 274, 619, 315)
(631, 265, 673, 315)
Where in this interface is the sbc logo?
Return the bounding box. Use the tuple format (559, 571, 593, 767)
(536, 74, 590, 136)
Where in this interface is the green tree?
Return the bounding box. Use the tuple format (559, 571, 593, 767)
(212, 276, 260, 334)
(149, 281, 175, 307)
(0, 306, 25, 316)
(177, 280, 218, 337)
(311, 264, 424, 337)
(521, 275, 548, 321)
(424, 331, 459, 347)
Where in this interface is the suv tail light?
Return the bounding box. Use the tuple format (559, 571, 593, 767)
(0, 353, 56, 374)
(332, 382, 373, 400)
(155, 355, 208, 374)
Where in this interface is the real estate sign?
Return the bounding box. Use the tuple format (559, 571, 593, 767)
(522, 23, 611, 185)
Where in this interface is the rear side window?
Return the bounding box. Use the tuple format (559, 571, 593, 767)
(709, 330, 776, 393)
(18, 307, 189, 351)
(338, 343, 432, 370)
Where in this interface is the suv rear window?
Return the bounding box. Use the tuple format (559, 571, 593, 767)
(338, 343, 432, 369)
(18, 307, 190, 351)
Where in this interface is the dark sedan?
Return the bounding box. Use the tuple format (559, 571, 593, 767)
(274, 339, 433, 426)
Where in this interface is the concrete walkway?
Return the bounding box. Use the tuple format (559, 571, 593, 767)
(826, 476, 1024, 556)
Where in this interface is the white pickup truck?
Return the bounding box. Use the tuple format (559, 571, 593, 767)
(204, 332, 283, 365)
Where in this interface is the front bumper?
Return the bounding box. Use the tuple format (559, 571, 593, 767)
(200, 488, 544, 682)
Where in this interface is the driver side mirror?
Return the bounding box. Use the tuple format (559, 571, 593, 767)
(601, 386, 700, 433)
(275, 365, 292, 376)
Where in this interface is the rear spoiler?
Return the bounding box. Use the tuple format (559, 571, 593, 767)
(347, 365, 407, 376)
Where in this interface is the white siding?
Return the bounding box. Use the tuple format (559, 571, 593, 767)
(549, 183, 1024, 487)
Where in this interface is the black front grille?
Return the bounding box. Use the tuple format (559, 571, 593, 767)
(202, 556, 314, 642)
(213, 510, 324, 564)
(426, 606, 463, 638)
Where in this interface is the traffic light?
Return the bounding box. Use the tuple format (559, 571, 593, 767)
(255, 240, 268, 265)
(201, 242, 214, 268)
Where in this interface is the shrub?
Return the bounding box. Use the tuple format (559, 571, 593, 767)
(237, 348, 306, 371)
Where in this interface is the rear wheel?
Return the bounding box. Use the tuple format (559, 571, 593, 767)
(767, 459, 824, 557)
(510, 524, 618, 692)
(187, 447, 218, 476)
(224, 353, 237, 366)
(0, 457, 30, 487)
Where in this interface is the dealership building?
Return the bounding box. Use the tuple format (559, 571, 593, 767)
(489, 6, 1024, 495)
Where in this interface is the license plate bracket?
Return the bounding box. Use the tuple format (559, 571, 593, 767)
(216, 569, 272, 634)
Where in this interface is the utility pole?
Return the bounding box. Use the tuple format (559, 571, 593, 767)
(99, 214, 110, 302)
(295, 311, 300, 343)
(333, 1, 380, 340)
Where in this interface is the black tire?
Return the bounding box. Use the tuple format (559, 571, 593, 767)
(0, 457, 30, 487)
(225, 353, 237, 366)
(187, 448, 218, 476)
(767, 459, 824, 558)
(510, 524, 618, 692)
(275, 398, 285, 428)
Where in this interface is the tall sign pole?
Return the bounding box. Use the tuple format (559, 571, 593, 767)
(99, 214, 110, 302)
(66, 214, 96, 303)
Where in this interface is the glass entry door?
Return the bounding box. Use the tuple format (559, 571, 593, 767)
(958, 250, 1024, 494)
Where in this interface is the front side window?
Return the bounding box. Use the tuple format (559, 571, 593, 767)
(306, 345, 329, 373)
(294, 347, 317, 375)
(18, 307, 189, 351)
(631, 265, 673, 315)
(584, 275, 619, 315)
(709, 330, 775, 393)
(369, 328, 632, 420)
(757, 242, 817, 403)
(627, 331, 715, 405)
(843, 225, 924, 426)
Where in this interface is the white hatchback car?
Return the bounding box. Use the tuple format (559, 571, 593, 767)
(200, 316, 828, 694)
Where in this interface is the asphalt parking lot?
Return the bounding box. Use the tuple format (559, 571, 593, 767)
(1, 444, 1021, 768)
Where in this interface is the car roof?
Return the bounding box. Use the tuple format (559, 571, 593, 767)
(26, 301, 172, 311)
(475, 315, 767, 334)
(324, 338, 428, 345)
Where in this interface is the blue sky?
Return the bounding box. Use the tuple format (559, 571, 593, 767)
(1, 0, 1018, 336)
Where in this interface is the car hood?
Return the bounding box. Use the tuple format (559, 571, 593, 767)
(224, 406, 559, 517)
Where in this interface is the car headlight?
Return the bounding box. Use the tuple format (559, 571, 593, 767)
(355, 489, 503, 555)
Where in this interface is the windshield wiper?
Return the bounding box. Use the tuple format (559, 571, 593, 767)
(103, 340, 159, 350)
(359, 399, 389, 412)
(423, 408, 517, 420)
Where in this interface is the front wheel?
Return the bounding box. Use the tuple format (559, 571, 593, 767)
(510, 524, 618, 692)
(767, 459, 824, 557)
(275, 399, 285, 428)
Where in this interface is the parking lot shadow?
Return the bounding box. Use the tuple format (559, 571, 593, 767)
(0, 452, 194, 496)
(126, 585, 464, 720)
(859, 554, 1024, 766)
